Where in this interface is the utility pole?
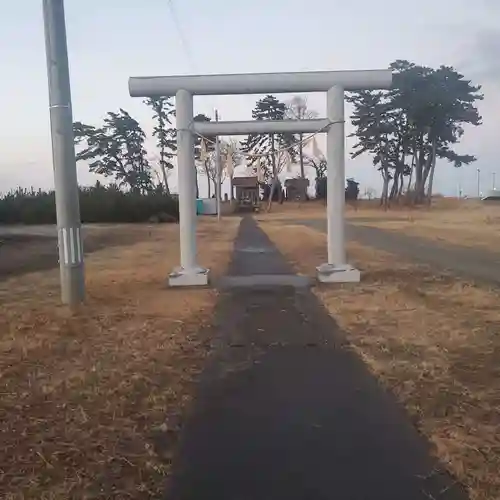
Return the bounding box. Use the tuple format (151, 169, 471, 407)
(42, 0, 85, 306)
(477, 168, 481, 198)
(215, 109, 221, 221)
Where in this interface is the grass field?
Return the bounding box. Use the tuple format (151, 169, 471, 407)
(3, 197, 500, 499)
(257, 198, 500, 251)
(348, 199, 500, 252)
(259, 218, 500, 500)
(0, 218, 239, 499)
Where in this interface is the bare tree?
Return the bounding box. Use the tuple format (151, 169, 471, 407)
(198, 138, 243, 199)
(305, 154, 326, 179)
(286, 96, 319, 179)
(196, 155, 214, 197)
(364, 187, 376, 200)
(221, 138, 242, 200)
(205, 151, 227, 194)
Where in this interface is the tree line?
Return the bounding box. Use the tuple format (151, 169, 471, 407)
(0, 184, 179, 225)
(71, 59, 483, 205)
(348, 60, 483, 205)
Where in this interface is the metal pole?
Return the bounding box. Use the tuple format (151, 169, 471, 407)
(326, 85, 346, 265)
(176, 89, 197, 270)
(42, 0, 84, 306)
(477, 168, 481, 198)
(215, 110, 221, 221)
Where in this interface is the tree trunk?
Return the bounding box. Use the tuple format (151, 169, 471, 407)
(395, 146, 407, 202)
(160, 164, 170, 195)
(398, 172, 405, 197)
(381, 166, 390, 210)
(230, 175, 234, 200)
(407, 167, 413, 193)
(407, 150, 416, 192)
(271, 134, 277, 177)
(422, 147, 434, 187)
(204, 160, 211, 198)
(426, 139, 437, 205)
(389, 170, 399, 200)
(267, 177, 278, 212)
(412, 132, 427, 203)
(414, 148, 426, 203)
(195, 166, 200, 198)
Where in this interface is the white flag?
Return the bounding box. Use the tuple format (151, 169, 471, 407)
(312, 137, 323, 158)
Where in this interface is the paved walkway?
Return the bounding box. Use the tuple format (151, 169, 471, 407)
(166, 217, 467, 500)
(297, 218, 500, 285)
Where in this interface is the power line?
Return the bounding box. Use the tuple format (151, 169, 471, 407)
(166, 0, 197, 71)
(166, 1, 220, 127)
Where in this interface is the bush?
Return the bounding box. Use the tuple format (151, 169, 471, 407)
(0, 185, 179, 225)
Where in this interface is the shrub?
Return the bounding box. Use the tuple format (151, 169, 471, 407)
(0, 185, 179, 225)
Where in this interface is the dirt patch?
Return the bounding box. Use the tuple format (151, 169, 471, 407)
(0, 225, 162, 279)
(259, 220, 500, 500)
(0, 218, 240, 499)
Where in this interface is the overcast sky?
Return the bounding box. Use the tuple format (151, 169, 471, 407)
(0, 0, 499, 197)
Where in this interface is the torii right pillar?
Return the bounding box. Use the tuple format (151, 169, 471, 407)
(316, 85, 360, 283)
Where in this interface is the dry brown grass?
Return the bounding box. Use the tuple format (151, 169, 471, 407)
(253, 199, 329, 221)
(259, 220, 500, 500)
(254, 197, 453, 223)
(348, 200, 500, 251)
(0, 218, 239, 499)
(256, 198, 500, 251)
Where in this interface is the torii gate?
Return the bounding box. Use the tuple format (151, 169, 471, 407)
(128, 69, 392, 286)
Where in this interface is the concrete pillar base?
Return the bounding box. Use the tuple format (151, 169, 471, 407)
(168, 267, 210, 287)
(316, 263, 360, 283)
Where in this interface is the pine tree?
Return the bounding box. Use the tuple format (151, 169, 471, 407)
(144, 97, 176, 194)
(347, 60, 483, 205)
(240, 95, 296, 180)
(73, 109, 152, 193)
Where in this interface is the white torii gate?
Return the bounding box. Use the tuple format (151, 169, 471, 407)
(128, 69, 392, 286)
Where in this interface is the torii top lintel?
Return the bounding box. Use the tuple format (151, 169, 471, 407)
(128, 69, 393, 98)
